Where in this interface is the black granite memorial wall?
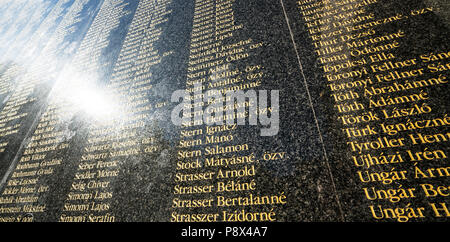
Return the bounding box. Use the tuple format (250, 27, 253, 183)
(0, 0, 448, 222)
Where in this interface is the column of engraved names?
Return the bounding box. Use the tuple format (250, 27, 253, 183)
(0, 0, 94, 222)
(109, 0, 173, 118)
(58, 0, 131, 223)
(171, 0, 287, 222)
(37, 0, 91, 77)
(0, 101, 70, 222)
(0, 64, 17, 99)
(0, 65, 17, 156)
(0, 69, 34, 148)
(0, 0, 89, 161)
(68, 0, 175, 222)
(19, 0, 70, 63)
(296, 0, 450, 221)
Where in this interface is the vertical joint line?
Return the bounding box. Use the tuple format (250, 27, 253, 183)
(280, 0, 345, 222)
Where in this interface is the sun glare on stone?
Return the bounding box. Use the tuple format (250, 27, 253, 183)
(54, 71, 123, 124)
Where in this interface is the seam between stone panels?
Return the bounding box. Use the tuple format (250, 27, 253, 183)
(280, 0, 345, 222)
